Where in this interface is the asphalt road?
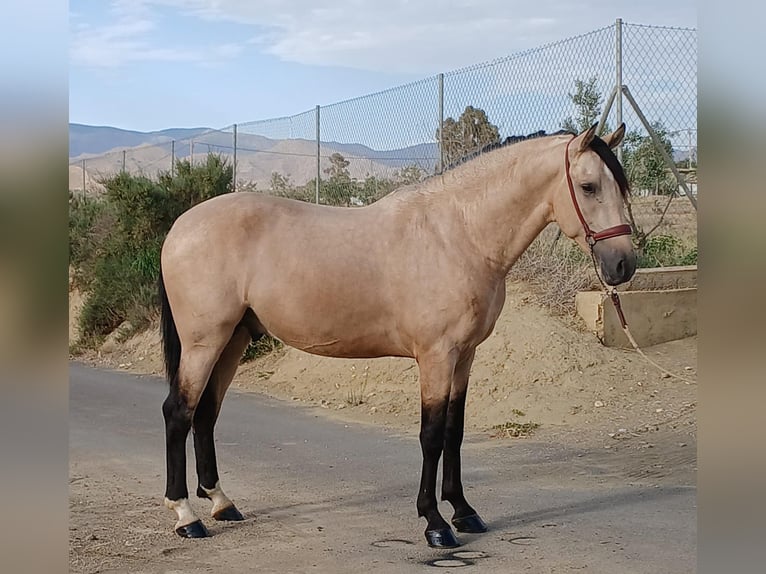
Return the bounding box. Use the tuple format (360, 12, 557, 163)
(70, 362, 696, 573)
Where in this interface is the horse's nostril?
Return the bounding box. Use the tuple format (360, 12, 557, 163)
(616, 258, 624, 277)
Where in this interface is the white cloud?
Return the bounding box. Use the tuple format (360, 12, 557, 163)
(71, 1, 696, 73)
(70, 0, 244, 68)
(146, 0, 696, 74)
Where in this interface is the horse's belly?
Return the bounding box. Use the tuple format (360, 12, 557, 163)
(284, 334, 409, 359)
(250, 287, 410, 359)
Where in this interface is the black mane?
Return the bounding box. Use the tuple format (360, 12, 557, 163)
(445, 129, 569, 170)
(446, 128, 629, 197)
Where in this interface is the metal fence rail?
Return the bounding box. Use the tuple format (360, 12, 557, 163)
(70, 19, 697, 250)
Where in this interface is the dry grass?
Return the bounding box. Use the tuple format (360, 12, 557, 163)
(629, 195, 697, 245)
(508, 227, 595, 316)
(491, 420, 541, 438)
(509, 196, 697, 315)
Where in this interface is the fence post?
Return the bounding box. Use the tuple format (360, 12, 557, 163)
(622, 86, 698, 210)
(190, 139, 194, 165)
(171, 140, 175, 176)
(437, 73, 444, 174)
(82, 159, 86, 192)
(687, 128, 693, 169)
(315, 105, 321, 204)
(233, 124, 238, 192)
(122, 149, 126, 173)
(597, 85, 617, 136)
(615, 17, 624, 162)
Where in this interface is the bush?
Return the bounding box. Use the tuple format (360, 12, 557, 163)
(638, 234, 697, 268)
(241, 335, 283, 363)
(69, 193, 115, 287)
(70, 154, 233, 344)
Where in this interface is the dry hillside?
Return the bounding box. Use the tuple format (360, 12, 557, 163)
(70, 140, 402, 192)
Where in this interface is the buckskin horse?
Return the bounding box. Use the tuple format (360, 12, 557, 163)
(159, 123, 635, 547)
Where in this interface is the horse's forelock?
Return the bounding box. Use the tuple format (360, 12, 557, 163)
(588, 136, 630, 197)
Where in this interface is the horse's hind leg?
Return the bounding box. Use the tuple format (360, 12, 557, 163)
(193, 324, 253, 522)
(441, 349, 488, 534)
(162, 343, 225, 538)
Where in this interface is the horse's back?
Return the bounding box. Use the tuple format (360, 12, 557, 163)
(162, 193, 410, 357)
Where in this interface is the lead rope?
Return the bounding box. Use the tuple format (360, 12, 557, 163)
(587, 249, 695, 385)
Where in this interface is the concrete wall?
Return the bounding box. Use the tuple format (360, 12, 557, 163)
(576, 266, 697, 348)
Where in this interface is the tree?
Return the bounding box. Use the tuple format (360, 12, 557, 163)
(561, 76, 609, 135)
(268, 171, 293, 195)
(395, 164, 425, 186)
(323, 152, 351, 182)
(437, 106, 500, 168)
(322, 152, 356, 206)
(621, 122, 676, 196)
(356, 174, 397, 205)
(620, 122, 681, 252)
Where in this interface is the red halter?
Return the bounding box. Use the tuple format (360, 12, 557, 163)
(564, 136, 632, 247)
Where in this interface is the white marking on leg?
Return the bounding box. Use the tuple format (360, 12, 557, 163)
(164, 497, 199, 530)
(201, 481, 235, 515)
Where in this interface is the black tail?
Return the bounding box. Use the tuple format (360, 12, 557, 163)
(159, 267, 181, 386)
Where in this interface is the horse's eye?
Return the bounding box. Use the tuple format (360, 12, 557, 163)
(581, 183, 596, 194)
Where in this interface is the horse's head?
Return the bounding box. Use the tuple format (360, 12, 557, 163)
(552, 123, 636, 286)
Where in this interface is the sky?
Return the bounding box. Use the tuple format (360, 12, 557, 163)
(69, 1, 696, 132)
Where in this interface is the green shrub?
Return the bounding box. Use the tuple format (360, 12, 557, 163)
(241, 335, 283, 363)
(69, 193, 115, 286)
(71, 154, 234, 344)
(637, 234, 697, 268)
(679, 245, 698, 266)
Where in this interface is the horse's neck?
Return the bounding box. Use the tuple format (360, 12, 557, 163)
(432, 138, 563, 276)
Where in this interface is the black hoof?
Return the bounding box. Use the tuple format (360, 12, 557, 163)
(175, 520, 209, 538)
(425, 527, 461, 548)
(213, 504, 244, 521)
(452, 513, 488, 533)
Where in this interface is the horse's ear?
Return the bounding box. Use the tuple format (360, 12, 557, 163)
(575, 123, 599, 153)
(602, 123, 626, 149)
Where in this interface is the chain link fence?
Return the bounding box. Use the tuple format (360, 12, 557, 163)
(70, 20, 696, 259)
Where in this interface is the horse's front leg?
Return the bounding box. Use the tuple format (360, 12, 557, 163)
(416, 351, 461, 548)
(441, 349, 488, 533)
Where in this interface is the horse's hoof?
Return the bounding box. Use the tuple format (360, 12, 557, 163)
(425, 527, 461, 548)
(452, 513, 488, 533)
(175, 520, 210, 538)
(213, 504, 244, 521)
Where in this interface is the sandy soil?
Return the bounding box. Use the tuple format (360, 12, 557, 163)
(69, 279, 697, 573)
(72, 280, 697, 449)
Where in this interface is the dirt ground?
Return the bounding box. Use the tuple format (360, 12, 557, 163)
(71, 280, 697, 449)
(70, 279, 697, 573)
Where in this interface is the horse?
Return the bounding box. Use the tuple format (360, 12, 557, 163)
(158, 123, 636, 548)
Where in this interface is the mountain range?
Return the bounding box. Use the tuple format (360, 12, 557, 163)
(69, 123, 439, 192)
(68, 123, 693, 192)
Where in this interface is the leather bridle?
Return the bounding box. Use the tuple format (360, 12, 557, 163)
(564, 136, 632, 247)
(561, 135, 695, 381)
(564, 135, 632, 328)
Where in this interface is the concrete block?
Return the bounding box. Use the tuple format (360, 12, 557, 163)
(618, 265, 697, 291)
(575, 288, 697, 348)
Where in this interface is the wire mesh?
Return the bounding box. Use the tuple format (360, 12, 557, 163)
(619, 23, 698, 251)
(318, 77, 439, 205)
(444, 25, 616, 140)
(70, 21, 696, 252)
(236, 110, 317, 195)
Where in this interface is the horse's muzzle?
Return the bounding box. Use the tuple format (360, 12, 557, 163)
(594, 243, 637, 286)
